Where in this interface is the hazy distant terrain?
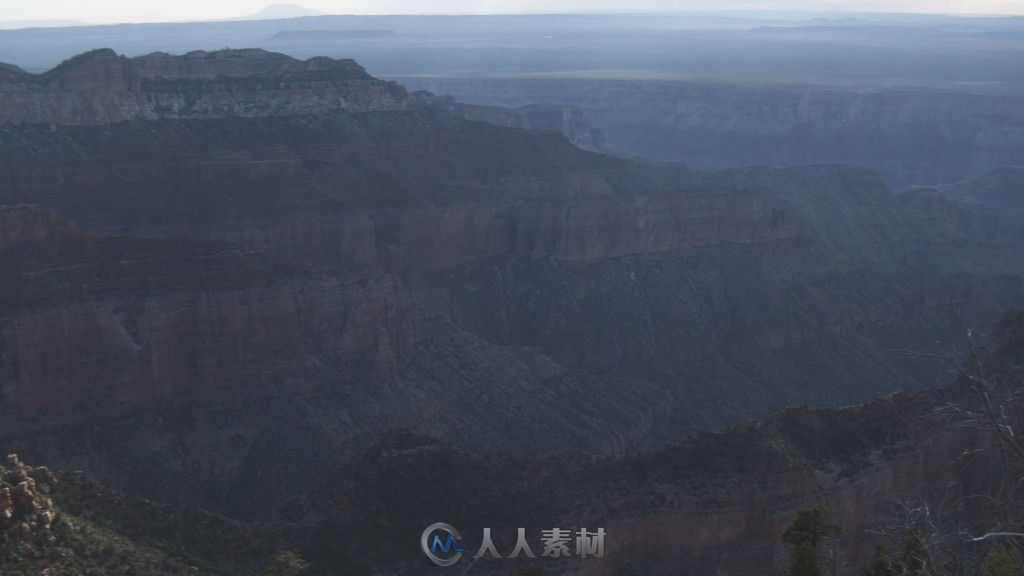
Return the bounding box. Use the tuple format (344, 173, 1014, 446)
(399, 77, 1024, 186)
(0, 12, 1021, 90)
(2, 12, 1022, 186)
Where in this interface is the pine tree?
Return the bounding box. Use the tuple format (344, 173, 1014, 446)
(862, 545, 897, 576)
(791, 542, 822, 576)
(784, 509, 842, 551)
(783, 508, 842, 576)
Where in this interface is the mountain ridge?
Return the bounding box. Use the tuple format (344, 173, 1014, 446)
(0, 48, 412, 125)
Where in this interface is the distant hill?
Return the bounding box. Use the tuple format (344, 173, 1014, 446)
(235, 3, 326, 20)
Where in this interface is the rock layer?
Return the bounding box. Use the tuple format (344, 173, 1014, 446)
(399, 77, 1024, 187)
(0, 48, 412, 125)
(0, 207, 664, 514)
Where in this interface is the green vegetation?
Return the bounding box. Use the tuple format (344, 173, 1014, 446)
(265, 551, 310, 576)
(782, 508, 842, 576)
(1, 513, 201, 575)
(980, 544, 1024, 576)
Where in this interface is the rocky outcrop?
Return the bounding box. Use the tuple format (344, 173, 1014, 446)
(0, 47, 610, 152)
(0, 452, 277, 575)
(0, 453, 56, 540)
(0, 48, 413, 124)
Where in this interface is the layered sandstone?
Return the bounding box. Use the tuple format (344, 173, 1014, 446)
(0, 206, 415, 435)
(0, 206, 663, 513)
(0, 48, 413, 125)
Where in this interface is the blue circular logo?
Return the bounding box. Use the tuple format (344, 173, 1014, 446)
(421, 522, 465, 567)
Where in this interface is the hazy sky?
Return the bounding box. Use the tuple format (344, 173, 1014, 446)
(2, 0, 1023, 23)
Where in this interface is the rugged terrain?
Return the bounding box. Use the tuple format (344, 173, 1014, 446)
(3, 310, 1020, 575)
(293, 306, 1023, 575)
(1, 48, 1024, 523)
(399, 78, 1024, 187)
(0, 205, 660, 516)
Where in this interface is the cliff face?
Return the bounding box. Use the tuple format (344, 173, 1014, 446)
(7, 95, 1018, 438)
(404, 164, 1024, 432)
(451, 100, 611, 153)
(0, 206, 663, 514)
(398, 77, 1024, 187)
(0, 206, 414, 433)
(0, 48, 413, 125)
(0, 102, 795, 271)
(293, 309, 1024, 575)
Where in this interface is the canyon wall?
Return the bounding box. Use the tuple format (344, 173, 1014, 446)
(0, 48, 413, 124)
(2, 49, 1024, 521)
(399, 77, 1024, 187)
(0, 206, 665, 513)
(296, 307, 1024, 575)
(294, 386, 1008, 576)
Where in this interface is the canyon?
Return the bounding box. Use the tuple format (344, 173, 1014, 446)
(399, 77, 1024, 187)
(0, 47, 1022, 574)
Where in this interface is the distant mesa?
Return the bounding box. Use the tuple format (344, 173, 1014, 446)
(0, 48, 411, 125)
(236, 3, 327, 21)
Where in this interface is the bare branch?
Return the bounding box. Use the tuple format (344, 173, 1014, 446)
(969, 532, 1024, 542)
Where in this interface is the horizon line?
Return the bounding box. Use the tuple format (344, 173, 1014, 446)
(2, 7, 1023, 31)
